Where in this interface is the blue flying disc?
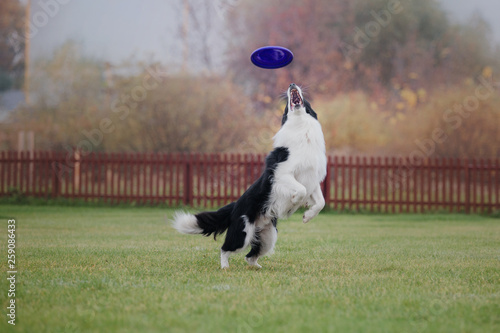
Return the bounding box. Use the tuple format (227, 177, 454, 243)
(251, 46, 294, 69)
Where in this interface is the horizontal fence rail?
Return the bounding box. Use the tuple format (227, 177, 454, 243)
(1, 151, 499, 213)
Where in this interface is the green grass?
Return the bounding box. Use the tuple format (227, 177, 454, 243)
(0, 205, 499, 333)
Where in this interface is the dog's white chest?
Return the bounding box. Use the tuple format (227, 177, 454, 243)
(273, 115, 327, 184)
(272, 114, 327, 201)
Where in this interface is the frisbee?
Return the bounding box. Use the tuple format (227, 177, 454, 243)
(251, 46, 294, 69)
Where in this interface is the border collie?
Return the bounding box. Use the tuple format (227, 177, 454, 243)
(172, 84, 327, 269)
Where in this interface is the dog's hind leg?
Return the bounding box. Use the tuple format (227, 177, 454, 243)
(220, 215, 255, 269)
(220, 250, 231, 269)
(245, 218, 278, 268)
(245, 246, 262, 269)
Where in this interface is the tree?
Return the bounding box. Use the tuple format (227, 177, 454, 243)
(0, 0, 25, 89)
(174, 0, 223, 73)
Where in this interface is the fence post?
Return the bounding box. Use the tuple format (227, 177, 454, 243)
(464, 158, 470, 214)
(52, 152, 60, 198)
(322, 156, 331, 208)
(184, 154, 193, 206)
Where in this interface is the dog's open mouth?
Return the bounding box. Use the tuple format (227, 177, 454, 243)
(290, 88, 303, 107)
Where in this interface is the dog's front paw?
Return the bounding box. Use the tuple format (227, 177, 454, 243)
(302, 210, 316, 224)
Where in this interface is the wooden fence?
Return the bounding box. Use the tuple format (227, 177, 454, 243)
(1, 151, 499, 213)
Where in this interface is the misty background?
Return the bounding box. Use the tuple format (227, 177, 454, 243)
(27, 0, 500, 65)
(1, 0, 499, 157)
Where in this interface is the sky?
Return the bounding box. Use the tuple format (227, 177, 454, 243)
(27, 0, 500, 67)
(441, 0, 500, 37)
(29, 0, 183, 64)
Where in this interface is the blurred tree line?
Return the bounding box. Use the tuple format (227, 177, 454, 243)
(5, 42, 260, 153)
(228, 0, 499, 99)
(1, 0, 499, 157)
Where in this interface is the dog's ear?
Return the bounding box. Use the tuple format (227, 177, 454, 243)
(281, 103, 288, 126)
(304, 100, 318, 120)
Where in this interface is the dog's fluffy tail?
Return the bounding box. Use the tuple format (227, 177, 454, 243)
(172, 202, 235, 239)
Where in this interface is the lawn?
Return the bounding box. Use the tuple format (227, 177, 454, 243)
(0, 205, 499, 333)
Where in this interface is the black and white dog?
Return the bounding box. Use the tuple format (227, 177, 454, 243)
(173, 84, 327, 269)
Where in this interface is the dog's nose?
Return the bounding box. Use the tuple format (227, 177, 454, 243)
(289, 83, 297, 89)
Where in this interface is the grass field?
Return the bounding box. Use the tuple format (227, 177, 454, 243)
(0, 205, 499, 333)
